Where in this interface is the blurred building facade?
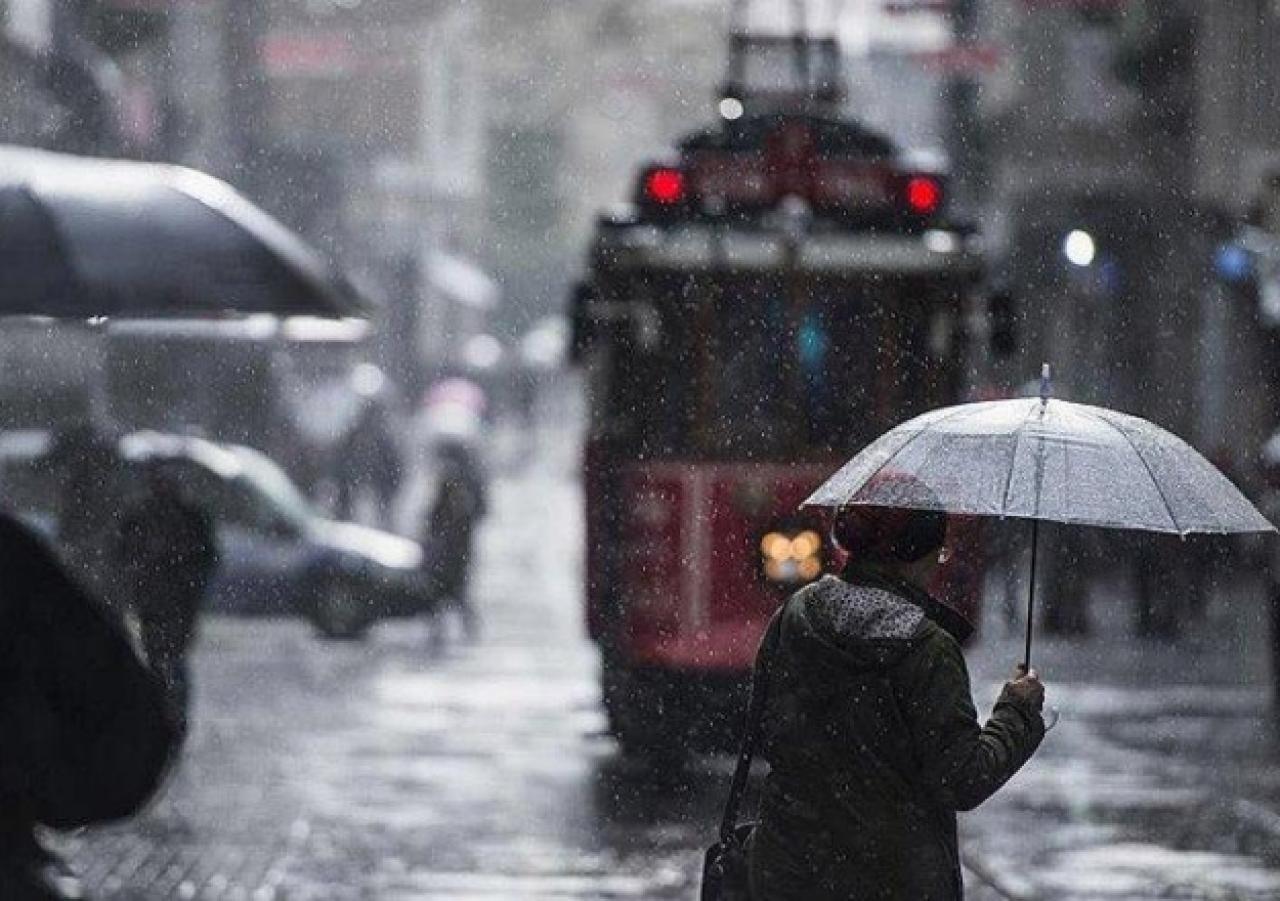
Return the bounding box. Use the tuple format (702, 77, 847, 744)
(0, 0, 733, 457)
(6, 0, 1280, 466)
(971, 0, 1280, 486)
(1, 0, 125, 156)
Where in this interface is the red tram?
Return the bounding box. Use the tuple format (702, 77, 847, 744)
(571, 33, 993, 751)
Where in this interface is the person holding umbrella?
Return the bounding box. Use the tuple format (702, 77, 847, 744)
(746, 473, 1046, 901)
(709, 366, 1274, 900)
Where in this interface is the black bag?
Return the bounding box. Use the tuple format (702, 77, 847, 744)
(701, 602, 787, 901)
(0, 829, 86, 900)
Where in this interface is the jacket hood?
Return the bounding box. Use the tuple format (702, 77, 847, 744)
(843, 561, 976, 645)
(782, 575, 928, 672)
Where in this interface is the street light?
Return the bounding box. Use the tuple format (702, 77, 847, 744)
(718, 96, 745, 121)
(1064, 230, 1097, 268)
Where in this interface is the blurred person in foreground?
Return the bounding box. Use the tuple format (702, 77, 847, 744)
(749, 494, 1046, 900)
(115, 463, 219, 734)
(47, 423, 126, 614)
(0, 514, 176, 899)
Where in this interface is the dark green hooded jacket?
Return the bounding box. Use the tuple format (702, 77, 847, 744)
(748, 570, 1044, 900)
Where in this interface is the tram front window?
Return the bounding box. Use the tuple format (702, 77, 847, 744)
(604, 275, 942, 461)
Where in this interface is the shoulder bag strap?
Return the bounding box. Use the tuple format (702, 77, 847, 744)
(717, 597, 789, 846)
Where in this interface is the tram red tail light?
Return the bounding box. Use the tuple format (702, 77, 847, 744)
(903, 175, 944, 216)
(643, 167, 687, 205)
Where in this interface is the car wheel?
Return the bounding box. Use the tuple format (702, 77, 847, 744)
(306, 577, 374, 640)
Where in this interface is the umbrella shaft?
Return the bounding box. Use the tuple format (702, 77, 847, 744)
(1024, 519, 1039, 670)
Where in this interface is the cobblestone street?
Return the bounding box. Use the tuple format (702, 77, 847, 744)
(64, 457, 1280, 900)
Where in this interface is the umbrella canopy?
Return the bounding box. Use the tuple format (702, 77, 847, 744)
(0, 145, 367, 319)
(804, 396, 1274, 536)
(804, 388, 1274, 668)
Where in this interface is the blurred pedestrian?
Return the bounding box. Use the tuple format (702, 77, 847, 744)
(115, 463, 219, 733)
(1131, 532, 1200, 639)
(334, 401, 402, 528)
(422, 439, 488, 644)
(747, 501, 1046, 900)
(1258, 443, 1280, 710)
(0, 514, 176, 899)
(1038, 524, 1093, 637)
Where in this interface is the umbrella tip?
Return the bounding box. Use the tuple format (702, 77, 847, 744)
(1039, 363, 1052, 405)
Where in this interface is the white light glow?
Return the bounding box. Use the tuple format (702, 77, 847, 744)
(719, 97, 745, 121)
(462, 333, 504, 371)
(351, 362, 385, 397)
(1064, 230, 1097, 267)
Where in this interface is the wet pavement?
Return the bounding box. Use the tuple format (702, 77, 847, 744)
(64, 433, 1280, 900)
(960, 597, 1280, 900)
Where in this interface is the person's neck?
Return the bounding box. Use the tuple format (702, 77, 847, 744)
(843, 559, 921, 592)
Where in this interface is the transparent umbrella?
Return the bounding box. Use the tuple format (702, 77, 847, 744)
(804, 366, 1276, 667)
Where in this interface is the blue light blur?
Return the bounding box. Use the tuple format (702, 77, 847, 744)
(1214, 243, 1253, 284)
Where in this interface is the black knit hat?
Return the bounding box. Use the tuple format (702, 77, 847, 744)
(831, 471, 948, 564)
(832, 504, 948, 563)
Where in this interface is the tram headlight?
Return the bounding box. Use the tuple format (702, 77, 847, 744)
(760, 530, 824, 585)
(761, 532, 792, 562)
(790, 531, 821, 559)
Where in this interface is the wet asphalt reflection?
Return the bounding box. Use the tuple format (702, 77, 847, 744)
(67, 472, 733, 899)
(65, 460, 1280, 900)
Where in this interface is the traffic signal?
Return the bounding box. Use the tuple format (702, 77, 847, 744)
(1072, 2, 1125, 28)
(989, 288, 1018, 359)
(1114, 15, 1194, 87)
(83, 0, 169, 56)
(1110, 6, 1196, 137)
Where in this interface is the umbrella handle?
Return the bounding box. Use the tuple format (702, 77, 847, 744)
(1023, 518, 1039, 670)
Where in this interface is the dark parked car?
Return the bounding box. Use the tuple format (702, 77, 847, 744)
(0, 430, 433, 639)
